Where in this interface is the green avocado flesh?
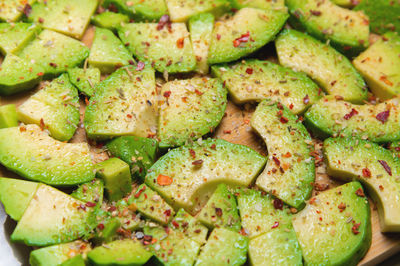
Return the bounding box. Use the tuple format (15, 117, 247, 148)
(91, 12, 129, 32)
(67, 67, 101, 97)
(0, 104, 18, 128)
(0, 23, 40, 55)
(103, 0, 168, 21)
(170, 208, 208, 244)
(71, 179, 104, 208)
(0, 0, 36, 22)
(230, 0, 284, 10)
(166, 0, 230, 22)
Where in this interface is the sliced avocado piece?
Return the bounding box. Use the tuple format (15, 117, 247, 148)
(276, 29, 367, 104)
(0, 0, 36, 22)
(29, 241, 91, 266)
(198, 183, 241, 232)
(93, 217, 121, 243)
(84, 64, 157, 140)
(0, 177, 39, 221)
(188, 13, 214, 74)
(170, 208, 208, 244)
(286, 0, 369, 54)
(27, 0, 97, 39)
(305, 96, 400, 143)
(293, 182, 371, 265)
(208, 7, 288, 64)
(106, 136, 158, 180)
(17, 73, 80, 141)
(71, 179, 104, 208)
(103, 0, 167, 21)
(119, 22, 196, 73)
(18, 30, 89, 78)
(0, 124, 94, 186)
(230, 0, 284, 10)
(145, 138, 267, 212)
(324, 137, 400, 232)
(115, 199, 142, 231)
(95, 158, 132, 202)
(59, 254, 85, 266)
(91, 11, 130, 32)
(251, 100, 315, 209)
(88, 27, 133, 74)
(12, 184, 95, 246)
(195, 228, 248, 266)
(0, 23, 40, 55)
(166, 0, 230, 22)
(353, 32, 400, 100)
(211, 59, 321, 114)
(0, 54, 44, 95)
(0, 104, 18, 128)
(158, 77, 227, 147)
(67, 67, 101, 97)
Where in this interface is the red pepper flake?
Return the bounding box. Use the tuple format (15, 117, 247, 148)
(134, 186, 146, 198)
(163, 90, 171, 98)
(303, 94, 310, 104)
(97, 223, 105, 230)
(192, 159, 203, 166)
(176, 38, 184, 49)
(215, 207, 223, 217)
(344, 108, 359, 120)
(38, 17, 44, 23)
(352, 222, 361, 235)
(136, 61, 145, 71)
(271, 221, 279, 229)
(380, 76, 393, 86)
(280, 116, 289, 124)
(233, 32, 250, 47)
(272, 156, 280, 166)
(157, 174, 173, 186)
(330, 80, 337, 86)
(310, 10, 322, 16)
(84, 97, 90, 105)
(164, 209, 172, 216)
(171, 220, 179, 228)
(376, 110, 390, 124)
(273, 198, 283, 210)
(39, 118, 45, 130)
(245, 68, 253, 74)
(216, 34, 221, 40)
(129, 60, 135, 65)
(189, 149, 196, 159)
(239, 228, 248, 236)
(210, 144, 216, 150)
(37, 72, 44, 76)
(85, 202, 96, 207)
(362, 168, 371, 178)
(315, 183, 329, 191)
(355, 188, 365, 197)
(23, 4, 32, 16)
(157, 15, 171, 31)
(49, 62, 57, 68)
(379, 185, 384, 191)
(194, 89, 203, 96)
(194, 229, 202, 234)
(78, 204, 86, 211)
(223, 130, 232, 134)
(378, 160, 392, 176)
(338, 202, 346, 212)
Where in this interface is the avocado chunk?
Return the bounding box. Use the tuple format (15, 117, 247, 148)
(84, 64, 157, 140)
(293, 182, 371, 265)
(230, 0, 284, 10)
(59, 254, 85, 266)
(67, 67, 101, 97)
(0, 54, 44, 95)
(12, 184, 95, 246)
(17, 73, 80, 141)
(88, 27, 133, 74)
(212, 59, 321, 114)
(286, 0, 369, 54)
(145, 138, 267, 212)
(189, 13, 214, 74)
(103, 0, 167, 21)
(0, 0, 35, 22)
(0, 23, 40, 55)
(170, 208, 208, 244)
(0, 177, 39, 221)
(18, 30, 89, 78)
(0, 124, 94, 186)
(305, 96, 400, 143)
(208, 7, 288, 64)
(29, 241, 91, 266)
(353, 32, 400, 100)
(0, 104, 18, 128)
(95, 158, 132, 202)
(166, 0, 230, 22)
(91, 11, 130, 32)
(158, 77, 227, 147)
(251, 100, 315, 209)
(27, 0, 98, 39)
(93, 217, 121, 243)
(195, 228, 248, 266)
(71, 179, 104, 208)
(114, 199, 142, 231)
(324, 137, 400, 232)
(119, 22, 196, 73)
(198, 183, 241, 232)
(276, 29, 367, 104)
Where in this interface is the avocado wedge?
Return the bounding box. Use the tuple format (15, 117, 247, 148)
(0, 23, 40, 55)
(166, 0, 230, 22)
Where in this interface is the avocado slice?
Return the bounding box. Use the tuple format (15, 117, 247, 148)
(67, 67, 101, 97)
(59, 254, 85, 266)
(276, 29, 367, 104)
(103, 0, 167, 21)
(145, 138, 267, 212)
(114, 199, 142, 231)
(118, 22, 196, 73)
(166, 0, 230, 22)
(170, 208, 208, 244)
(71, 179, 104, 208)
(230, 0, 284, 10)
(211, 59, 321, 114)
(305, 96, 400, 143)
(286, 0, 369, 54)
(88, 27, 133, 74)
(0, 104, 18, 128)
(0, 0, 36, 22)
(27, 0, 98, 39)
(18, 29, 89, 78)
(84, 64, 157, 140)
(0, 23, 40, 55)
(208, 7, 288, 65)
(293, 182, 371, 265)
(324, 137, 400, 232)
(91, 11, 130, 32)
(17, 73, 80, 141)
(93, 217, 121, 244)
(195, 228, 248, 266)
(12, 184, 95, 246)
(0, 124, 94, 186)
(158, 77, 227, 147)
(251, 100, 315, 209)
(188, 13, 214, 74)
(353, 32, 400, 100)
(198, 183, 241, 232)
(0, 177, 39, 221)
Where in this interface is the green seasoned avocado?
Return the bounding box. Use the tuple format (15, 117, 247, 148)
(170, 208, 208, 244)
(251, 100, 315, 209)
(158, 77, 227, 147)
(145, 138, 267, 212)
(71, 179, 104, 208)
(67, 67, 101, 97)
(93, 217, 121, 244)
(195, 228, 248, 266)
(0, 124, 94, 186)
(88, 27, 133, 74)
(276, 29, 367, 104)
(91, 11, 129, 32)
(114, 199, 142, 231)
(212, 59, 321, 114)
(230, 0, 284, 10)
(208, 7, 288, 65)
(59, 254, 85, 266)
(103, 0, 167, 21)
(198, 183, 241, 232)
(324, 138, 400, 232)
(0, 23, 40, 55)
(293, 182, 371, 265)
(166, 0, 230, 22)
(0, 177, 39, 221)
(84, 64, 157, 140)
(0, 0, 36, 22)
(353, 32, 400, 100)
(305, 96, 400, 143)
(119, 22, 196, 73)
(17, 74, 80, 141)
(0, 104, 18, 128)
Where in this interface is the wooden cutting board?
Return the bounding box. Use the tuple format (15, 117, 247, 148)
(1, 25, 400, 265)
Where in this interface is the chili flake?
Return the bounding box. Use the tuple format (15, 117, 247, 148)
(245, 68, 253, 74)
(189, 149, 196, 159)
(280, 116, 289, 123)
(134, 185, 146, 198)
(136, 61, 145, 71)
(157, 15, 171, 31)
(355, 188, 365, 197)
(163, 91, 171, 98)
(157, 174, 173, 186)
(192, 159, 204, 166)
(378, 160, 392, 176)
(176, 38, 184, 48)
(233, 32, 250, 47)
(352, 222, 361, 235)
(273, 198, 283, 210)
(303, 95, 310, 104)
(215, 207, 223, 217)
(344, 108, 358, 120)
(271, 221, 279, 229)
(362, 168, 371, 178)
